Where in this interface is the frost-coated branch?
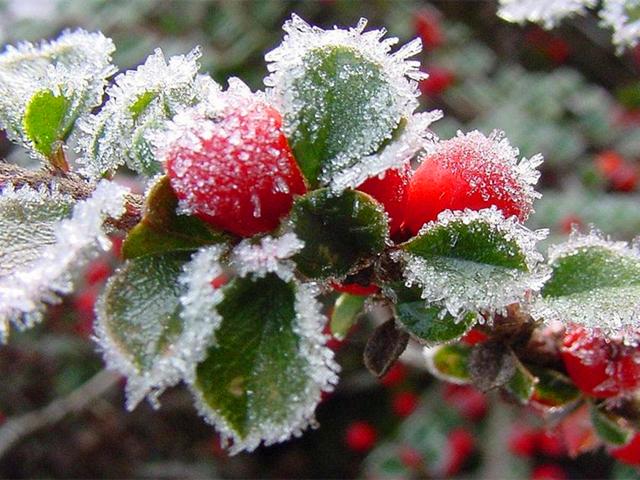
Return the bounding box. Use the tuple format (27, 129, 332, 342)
(0, 369, 120, 459)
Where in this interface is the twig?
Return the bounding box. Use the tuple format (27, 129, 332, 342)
(0, 369, 120, 459)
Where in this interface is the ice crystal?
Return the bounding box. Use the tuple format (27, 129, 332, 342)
(328, 110, 442, 193)
(265, 14, 434, 191)
(95, 245, 227, 409)
(190, 280, 339, 454)
(0, 29, 116, 158)
(497, 0, 596, 28)
(230, 233, 304, 282)
(600, 0, 640, 51)
(531, 229, 640, 338)
(0, 180, 128, 342)
(77, 47, 218, 177)
(396, 207, 550, 319)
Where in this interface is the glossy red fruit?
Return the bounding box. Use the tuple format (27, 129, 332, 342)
(531, 464, 567, 480)
(420, 66, 455, 97)
(444, 428, 475, 476)
(611, 433, 640, 466)
(561, 325, 640, 398)
(404, 131, 537, 235)
(357, 164, 412, 236)
(345, 421, 377, 452)
(392, 391, 419, 417)
(165, 96, 306, 237)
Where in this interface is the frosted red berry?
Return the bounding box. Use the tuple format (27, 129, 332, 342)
(164, 95, 306, 237)
(611, 433, 640, 466)
(392, 391, 419, 417)
(561, 325, 640, 398)
(345, 421, 377, 452)
(357, 163, 412, 236)
(404, 131, 538, 235)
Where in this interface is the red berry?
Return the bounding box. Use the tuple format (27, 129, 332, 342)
(509, 425, 540, 457)
(610, 164, 638, 192)
(331, 281, 380, 296)
(392, 391, 419, 417)
(460, 328, 489, 346)
(444, 427, 475, 476)
(595, 150, 625, 177)
(558, 214, 583, 235)
(380, 362, 408, 387)
(85, 259, 112, 286)
(413, 10, 444, 50)
(357, 164, 412, 236)
(399, 446, 423, 469)
(545, 38, 571, 64)
(404, 131, 537, 235)
(561, 325, 640, 398)
(531, 464, 567, 480)
(538, 431, 565, 457)
(345, 421, 377, 452)
(420, 66, 455, 97)
(164, 94, 306, 237)
(110, 235, 124, 259)
(210, 273, 229, 290)
(442, 384, 488, 421)
(611, 433, 640, 466)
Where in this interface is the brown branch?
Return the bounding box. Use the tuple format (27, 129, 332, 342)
(0, 370, 120, 459)
(0, 161, 144, 232)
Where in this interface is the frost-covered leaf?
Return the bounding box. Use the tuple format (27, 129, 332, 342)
(122, 176, 228, 259)
(395, 208, 550, 319)
(96, 246, 226, 409)
(77, 47, 219, 177)
(591, 404, 635, 446)
(0, 180, 128, 342)
(0, 30, 116, 160)
(190, 274, 339, 453)
(265, 15, 432, 190)
(330, 293, 365, 339)
(424, 343, 471, 384)
(600, 0, 640, 51)
(289, 188, 388, 280)
(532, 230, 640, 338)
(497, 0, 596, 28)
(229, 233, 304, 282)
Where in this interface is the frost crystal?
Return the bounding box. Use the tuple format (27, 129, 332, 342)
(328, 110, 442, 193)
(0, 180, 128, 342)
(396, 207, 550, 319)
(77, 47, 218, 177)
(230, 233, 304, 281)
(600, 0, 640, 51)
(95, 245, 226, 410)
(497, 0, 596, 28)
(190, 281, 339, 454)
(0, 29, 116, 158)
(532, 229, 640, 338)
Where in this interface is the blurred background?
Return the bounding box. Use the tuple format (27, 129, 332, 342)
(1, 1, 640, 478)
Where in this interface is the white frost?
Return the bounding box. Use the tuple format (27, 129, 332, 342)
(498, 0, 597, 28)
(0, 180, 128, 342)
(230, 233, 304, 282)
(600, 0, 640, 51)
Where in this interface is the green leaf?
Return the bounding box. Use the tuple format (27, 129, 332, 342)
(591, 404, 635, 446)
(122, 176, 229, 259)
(426, 343, 471, 384)
(191, 274, 337, 453)
(534, 233, 640, 334)
(286, 45, 402, 187)
(398, 209, 548, 317)
(95, 252, 195, 408)
(330, 293, 365, 338)
(290, 188, 388, 279)
(23, 90, 73, 158)
(129, 90, 158, 121)
(529, 366, 580, 407)
(504, 358, 537, 404)
(396, 302, 475, 345)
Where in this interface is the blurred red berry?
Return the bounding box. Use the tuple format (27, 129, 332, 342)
(538, 431, 565, 457)
(611, 433, 640, 466)
(345, 421, 377, 452)
(420, 66, 455, 97)
(357, 164, 412, 236)
(399, 446, 423, 469)
(444, 427, 475, 476)
(531, 464, 567, 480)
(110, 236, 124, 259)
(557, 403, 600, 457)
(509, 425, 540, 457)
(404, 131, 536, 235)
(545, 38, 570, 64)
(85, 259, 112, 286)
(165, 95, 306, 237)
(380, 362, 408, 387)
(610, 163, 638, 192)
(413, 10, 443, 50)
(392, 391, 419, 417)
(460, 328, 489, 346)
(561, 325, 640, 398)
(330, 281, 380, 296)
(595, 150, 625, 177)
(442, 384, 488, 421)
(558, 214, 583, 235)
